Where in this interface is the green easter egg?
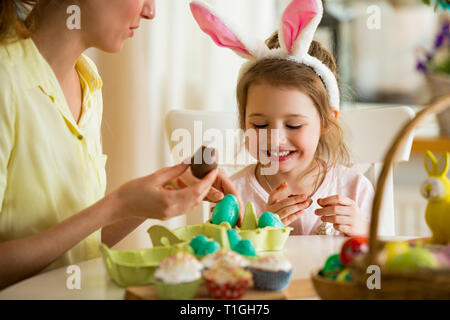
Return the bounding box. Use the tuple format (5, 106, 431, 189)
(227, 229, 242, 249)
(211, 194, 239, 227)
(241, 202, 258, 230)
(322, 253, 344, 278)
(189, 235, 208, 253)
(233, 239, 257, 257)
(258, 211, 285, 228)
(336, 268, 352, 283)
(197, 240, 221, 257)
(386, 247, 439, 272)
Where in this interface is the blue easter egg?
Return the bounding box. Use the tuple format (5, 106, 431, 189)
(189, 235, 208, 253)
(211, 194, 239, 227)
(258, 212, 285, 228)
(227, 229, 242, 249)
(197, 240, 221, 257)
(233, 239, 257, 257)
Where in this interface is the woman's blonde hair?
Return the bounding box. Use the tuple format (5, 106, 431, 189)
(236, 32, 351, 170)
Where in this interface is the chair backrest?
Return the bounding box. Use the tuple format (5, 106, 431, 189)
(165, 106, 415, 235)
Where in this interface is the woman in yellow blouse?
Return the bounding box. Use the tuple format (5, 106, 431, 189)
(0, 0, 240, 289)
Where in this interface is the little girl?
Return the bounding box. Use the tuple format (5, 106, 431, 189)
(190, 0, 374, 236)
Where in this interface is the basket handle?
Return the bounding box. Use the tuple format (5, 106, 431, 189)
(367, 94, 450, 265)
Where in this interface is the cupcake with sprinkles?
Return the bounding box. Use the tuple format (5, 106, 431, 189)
(153, 252, 203, 300)
(201, 249, 250, 270)
(248, 254, 293, 291)
(203, 263, 253, 299)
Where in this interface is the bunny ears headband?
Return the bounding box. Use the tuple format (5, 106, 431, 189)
(190, 0, 340, 110)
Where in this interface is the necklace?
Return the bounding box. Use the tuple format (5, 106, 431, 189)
(258, 159, 325, 198)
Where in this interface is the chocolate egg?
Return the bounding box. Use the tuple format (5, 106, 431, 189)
(233, 239, 257, 257)
(191, 146, 218, 179)
(257, 212, 285, 228)
(227, 229, 242, 249)
(197, 240, 221, 257)
(211, 194, 239, 227)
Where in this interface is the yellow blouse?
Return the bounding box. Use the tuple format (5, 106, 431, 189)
(0, 38, 107, 272)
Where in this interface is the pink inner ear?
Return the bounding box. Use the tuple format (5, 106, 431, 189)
(190, 3, 250, 56)
(282, 0, 318, 54)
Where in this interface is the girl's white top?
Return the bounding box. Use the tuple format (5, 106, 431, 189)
(231, 164, 375, 235)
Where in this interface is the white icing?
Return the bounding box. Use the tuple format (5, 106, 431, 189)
(154, 253, 203, 284)
(250, 254, 292, 272)
(201, 249, 250, 269)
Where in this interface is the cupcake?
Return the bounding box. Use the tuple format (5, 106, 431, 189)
(153, 252, 203, 300)
(201, 249, 250, 270)
(203, 263, 253, 299)
(248, 254, 292, 291)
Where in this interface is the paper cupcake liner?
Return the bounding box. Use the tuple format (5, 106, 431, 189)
(204, 278, 251, 299)
(154, 278, 202, 300)
(249, 268, 292, 291)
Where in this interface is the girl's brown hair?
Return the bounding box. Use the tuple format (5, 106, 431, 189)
(237, 31, 351, 170)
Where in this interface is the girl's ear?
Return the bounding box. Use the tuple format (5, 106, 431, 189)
(278, 0, 323, 58)
(436, 152, 450, 177)
(321, 109, 338, 135)
(424, 150, 438, 176)
(190, 1, 266, 60)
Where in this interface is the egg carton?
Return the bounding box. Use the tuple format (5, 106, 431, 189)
(99, 243, 192, 287)
(147, 203, 293, 252)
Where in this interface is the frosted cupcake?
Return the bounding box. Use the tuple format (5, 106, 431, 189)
(201, 249, 250, 270)
(153, 252, 203, 300)
(248, 254, 293, 291)
(203, 263, 253, 299)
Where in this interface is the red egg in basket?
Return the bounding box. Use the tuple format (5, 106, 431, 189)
(339, 236, 369, 266)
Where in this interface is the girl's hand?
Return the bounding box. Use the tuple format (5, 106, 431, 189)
(315, 195, 368, 236)
(112, 163, 219, 221)
(266, 182, 312, 226)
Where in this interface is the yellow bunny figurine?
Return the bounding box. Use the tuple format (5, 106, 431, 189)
(420, 150, 450, 244)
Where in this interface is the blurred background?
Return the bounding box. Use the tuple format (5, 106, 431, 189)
(85, 0, 449, 247)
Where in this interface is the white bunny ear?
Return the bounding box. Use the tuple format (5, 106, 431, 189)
(190, 1, 267, 60)
(278, 0, 323, 57)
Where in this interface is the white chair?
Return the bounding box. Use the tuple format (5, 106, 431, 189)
(165, 106, 415, 236)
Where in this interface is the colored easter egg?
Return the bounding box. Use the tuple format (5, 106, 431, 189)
(386, 247, 439, 272)
(189, 235, 208, 253)
(227, 229, 242, 249)
(336, 268, 352, 283)
(211, 194, 239, 227)
(241, 202, 258, 230)
(339, 236, 369, 266)
(233, 239, 257, 257)
(384, 241, 410, 264)
(197, 240, 221, 257)
(257, 212, 285, 229)
(322, 254, 344, 279)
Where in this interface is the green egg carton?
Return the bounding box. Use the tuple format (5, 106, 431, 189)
(99, 243, 192, 287)
(147, 222, 231, 250)
(236, 202, 293, 252)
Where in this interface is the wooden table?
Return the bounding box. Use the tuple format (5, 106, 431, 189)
(0, 235, 413, 300)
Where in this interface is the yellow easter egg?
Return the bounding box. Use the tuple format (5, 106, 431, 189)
(385, 242, 410, 264)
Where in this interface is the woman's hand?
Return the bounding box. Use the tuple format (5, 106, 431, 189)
(315, 195, 368, 236)
(266, 182, 312, 226)
(111, 163, 219, 221)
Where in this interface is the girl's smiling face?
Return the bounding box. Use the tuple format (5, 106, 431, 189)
(245, 83, 325, 174)
(82, 0, 156, 52)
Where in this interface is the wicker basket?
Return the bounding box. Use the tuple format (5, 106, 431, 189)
(312, 94, 450, 300)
